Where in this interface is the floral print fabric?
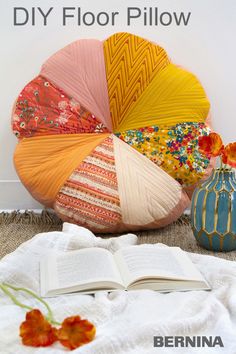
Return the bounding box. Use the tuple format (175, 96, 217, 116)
(116, 123, 211, 186)
(12, 76, 109, 138)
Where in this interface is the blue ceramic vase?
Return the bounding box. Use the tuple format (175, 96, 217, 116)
(191, 168, 236, 251)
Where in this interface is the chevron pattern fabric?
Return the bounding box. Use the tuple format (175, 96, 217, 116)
(104, 32, 170, 130)
(12, 32, 212, 233)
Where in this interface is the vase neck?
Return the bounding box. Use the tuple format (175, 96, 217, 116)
(211, 168, 235, 182)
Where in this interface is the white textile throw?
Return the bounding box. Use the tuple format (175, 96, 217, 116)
(0, 223, 236, 353)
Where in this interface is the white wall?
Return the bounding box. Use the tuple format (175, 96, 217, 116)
(0, 0, 236, 209)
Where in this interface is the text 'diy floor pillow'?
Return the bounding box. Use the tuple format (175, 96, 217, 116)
(12, 32, 212, 233)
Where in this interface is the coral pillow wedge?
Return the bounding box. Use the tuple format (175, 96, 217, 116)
(12, 32, 211, 233)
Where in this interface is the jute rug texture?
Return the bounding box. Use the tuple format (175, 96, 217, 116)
(0, 211, 235, 260)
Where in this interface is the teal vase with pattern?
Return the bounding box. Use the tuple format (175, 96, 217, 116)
(191, 168, 236, 251)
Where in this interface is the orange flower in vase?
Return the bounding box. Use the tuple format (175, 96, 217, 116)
(222, 142, 236, 168)
(191, 132, 236, 252)
(198, 132, 224, 158)
(19, 309, 57, 347)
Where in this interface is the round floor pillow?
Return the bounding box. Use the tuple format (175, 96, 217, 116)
(12, 32, 212, 233)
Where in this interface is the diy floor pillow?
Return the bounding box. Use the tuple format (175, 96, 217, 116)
(12, 32, 211, 233)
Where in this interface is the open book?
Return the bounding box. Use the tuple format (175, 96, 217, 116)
(40, 245, 210, 297)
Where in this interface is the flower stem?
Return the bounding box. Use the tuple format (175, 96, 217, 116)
(1, 283, 61, 326)
(0, 284, 33, 311)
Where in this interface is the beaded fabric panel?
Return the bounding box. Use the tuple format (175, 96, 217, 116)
(12, 76, 108, 139)
(116, 122, 210, 187)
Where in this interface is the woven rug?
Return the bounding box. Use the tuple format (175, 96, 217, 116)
(0, 211, 235, 260)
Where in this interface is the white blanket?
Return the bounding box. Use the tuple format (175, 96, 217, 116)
(0, 223, 236, 354)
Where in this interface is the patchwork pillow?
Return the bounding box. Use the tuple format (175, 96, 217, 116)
(12, 32, 211, 233)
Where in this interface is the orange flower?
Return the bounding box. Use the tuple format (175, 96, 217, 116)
(198, 132, 223, 157)
(19, 309, 57, 347)
(56, 315, 96, 350)
(222, 142, 236, 167)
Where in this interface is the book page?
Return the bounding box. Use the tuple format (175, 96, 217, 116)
(114, 245, 205, 287)
(42, 247, 124, 294)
